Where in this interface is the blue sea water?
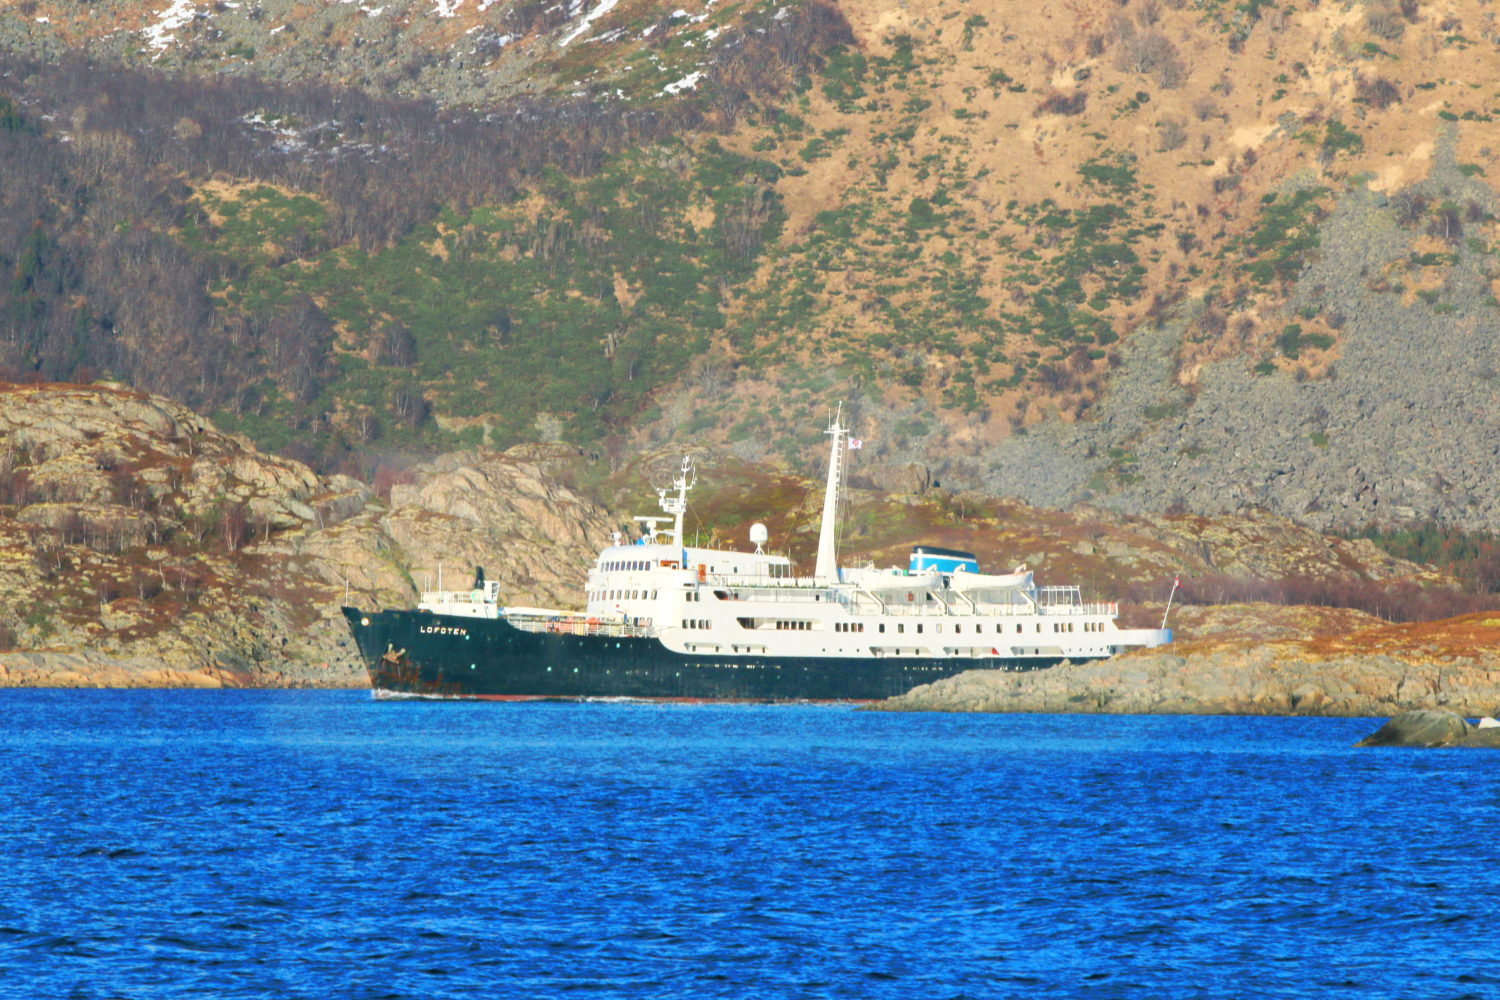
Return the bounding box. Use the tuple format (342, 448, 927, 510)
(0, 692, 1496, 1000)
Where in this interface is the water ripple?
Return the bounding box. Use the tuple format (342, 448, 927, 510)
(0, 692, 1496, 997)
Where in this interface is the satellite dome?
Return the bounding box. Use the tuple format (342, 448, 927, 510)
(750, 523, 769, 550)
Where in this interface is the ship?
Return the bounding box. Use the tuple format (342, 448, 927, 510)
(342, 409, 1172, 700)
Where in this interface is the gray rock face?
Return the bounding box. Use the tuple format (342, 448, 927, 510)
(979, 130, 1500, 531)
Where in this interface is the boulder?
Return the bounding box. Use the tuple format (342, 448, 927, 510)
(1356, 709, 1473, 747)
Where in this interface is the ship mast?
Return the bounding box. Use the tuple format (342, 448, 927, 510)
(657, 456, 695, 548)
(814, 404, 848, 584)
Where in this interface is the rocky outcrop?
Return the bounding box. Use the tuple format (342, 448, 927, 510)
(874, 611, 1500, 717)
(873, 649, 1500, 717)
(0, 384, 619, 688)
(1356, 710, 1500, 748)
(285, 448, 618, 614)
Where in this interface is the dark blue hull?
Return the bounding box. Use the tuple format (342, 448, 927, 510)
(343, 607, 1061, 701)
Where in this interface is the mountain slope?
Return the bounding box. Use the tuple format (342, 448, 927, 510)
(3, 0, 1500, 530)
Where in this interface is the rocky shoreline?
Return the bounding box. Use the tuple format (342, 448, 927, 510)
(871, 648, 1500, 718)
(0, 648, 364, 689)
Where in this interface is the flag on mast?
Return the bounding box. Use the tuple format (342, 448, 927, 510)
(848, 438, 863, 450)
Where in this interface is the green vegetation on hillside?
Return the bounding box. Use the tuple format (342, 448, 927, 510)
(184, 143, 785, 449)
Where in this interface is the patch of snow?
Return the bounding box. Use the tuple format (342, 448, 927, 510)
(269, 24, 287, 33)
(241, 112, 307, 154)
(34, 16, 49, 23)
(361, 5, 386, 15)
(591, 27, 627, 44)
(702, 26, 721, 41)
(559, 0, 621, 46)
(773, 7, 790, 21)
(478, 0, 503, 9)
(142, 1, 199, 52)
(662, 70, 703, 95)
(640, 24, 655, 38)
(432, 0, 464, 16)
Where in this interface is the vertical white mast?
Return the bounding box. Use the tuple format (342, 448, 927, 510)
(814, 404, 847, 584)
(658, 456, 695, 549)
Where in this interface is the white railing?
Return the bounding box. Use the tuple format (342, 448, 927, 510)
(693, 579, 1119, 619)
(505, 613, 654, 638)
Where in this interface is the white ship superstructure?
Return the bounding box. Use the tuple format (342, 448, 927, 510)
(412, 407, 1170, 668)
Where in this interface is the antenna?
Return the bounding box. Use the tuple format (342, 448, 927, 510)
(1161, 576, 1180, 630)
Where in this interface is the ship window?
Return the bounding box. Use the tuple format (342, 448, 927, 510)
(879, 624, 885, 633)
(1016, 624, 1022, 633)
(954, 625, 960, 634)
(917, 624, 923, 634)
(897, 624, 904, 634)
(651, 591, 657, 599)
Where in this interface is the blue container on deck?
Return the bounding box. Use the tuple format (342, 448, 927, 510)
(909, 546, 979, 574)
